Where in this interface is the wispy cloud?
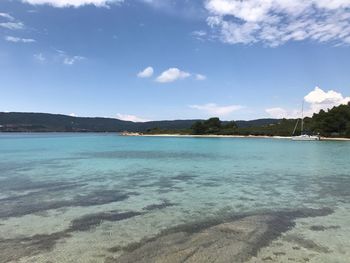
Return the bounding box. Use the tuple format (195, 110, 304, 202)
(190, 103, 243, 116)
(21, 0, 124, 8)
(54, 49, 85, 65)
(191, 30, 207, 41)
(34, 53, 46, 62)
(265, 107, 299, 119)
(195, 74, 207, 81)
(116, 113, 150, 122)
(156, 68, 191, 83)
(139, 0, 206, 20)
(137, 66, 154, 78)
(0, 13, 14, 21)
(266, 86, 350, 118)
(205, 0, 350, 46)
(5, 36, 35, 43)
(33, 50, 85, 65)
(63, 55, 85, 65)
(0, 13, 25, 31)
(0, 21, 24, 30)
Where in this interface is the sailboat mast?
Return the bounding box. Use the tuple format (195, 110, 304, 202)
(292, 119, 299, 136)
(301, 100, 304, 134)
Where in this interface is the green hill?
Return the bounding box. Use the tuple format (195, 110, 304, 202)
(0, 112, 200, 132)
(0, 112, 280, 133)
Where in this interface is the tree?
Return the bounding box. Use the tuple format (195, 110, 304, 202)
(346, 122, 350, 137)
(204, 117, 221, 129)
(191, 118, 222, 134)
(223, 121, 238, 129)
(191, 121, 206, 134)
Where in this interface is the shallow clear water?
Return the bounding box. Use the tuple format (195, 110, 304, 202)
(0, 133, 349, 262)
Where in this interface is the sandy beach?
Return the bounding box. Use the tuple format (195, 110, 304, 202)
(122, 133, 350, 141)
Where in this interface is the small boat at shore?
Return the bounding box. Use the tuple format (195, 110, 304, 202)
(292, 134, 320, 141)
(292, 101, 320, 141)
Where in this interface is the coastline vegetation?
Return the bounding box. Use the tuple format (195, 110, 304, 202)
(1, 103, 349, 138)
(145, 102, 350, 138)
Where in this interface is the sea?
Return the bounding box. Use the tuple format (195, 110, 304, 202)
(0, 133, 349, 263)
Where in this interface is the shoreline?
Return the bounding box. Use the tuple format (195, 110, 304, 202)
(1, 132, 349, 141)
(122, 133, 350, 141)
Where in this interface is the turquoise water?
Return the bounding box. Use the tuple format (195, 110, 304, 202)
(0, 133, 349, 262)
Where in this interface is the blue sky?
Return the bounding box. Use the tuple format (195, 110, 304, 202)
(1, 0, 350, 121)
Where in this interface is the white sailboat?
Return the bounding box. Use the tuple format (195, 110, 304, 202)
(292, 101, 320, 141)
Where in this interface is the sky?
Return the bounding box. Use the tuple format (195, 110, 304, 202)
(0, 0, 350, 121)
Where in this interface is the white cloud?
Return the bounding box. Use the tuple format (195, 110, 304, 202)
(69, 113, 77, 117)
(265, 107, 299, 119)
(192, 30, 206, 37)
(156, 68, 190, 83)
(195, 74, 207, 81)
(190, 103, 243, 116)
(139, 0, 204, 20)
(205, 0, 350, 46)
(0, 13, 14, 21)
(192, 30, 207, 41)
(116, 113, 150, 122)
(34, 53, 46, 62)
(265, 108, 287, 119)
(0, 22, 24, 30)
(0, 14, 26, 34)
(63, 55, 84, 65)
(5, 36, 35, 43)
(304, 86, 350, 114)
(33, 50, 84, 65)
(137, 66, 154, 78)
(21, 0, 124, 8)
(266, 86, 350, 118)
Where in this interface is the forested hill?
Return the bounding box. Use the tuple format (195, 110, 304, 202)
(0, 112, 282, 132)
(310, 102, 350, 137)
(235, 118, 281, 128)
(0, 112, 199, 132)
(1, 103, 348, 137)
(185, 102, 350, 138)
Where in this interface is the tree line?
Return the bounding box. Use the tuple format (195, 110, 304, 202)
(189, 102, 350, 137)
